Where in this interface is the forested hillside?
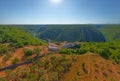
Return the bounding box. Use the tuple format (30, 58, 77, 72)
(38, 25, 106, 42)
(99, 25, 120, 41)
(0, 26, 46, 48)
(2, 25, 120, 42)
(60, 42, 120, 64)
(18, 25, 46, 33)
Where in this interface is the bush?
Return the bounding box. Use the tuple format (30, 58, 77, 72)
(23, 48, 33, 56)
(59, 48, 70, 54)
(48, 72, 58, 81)
(16, 42, 24, 48)
(33, 48, 41, 55)
(82, 62, 87, 73)
(100, 48, 111, 59)
(77, 49, 87, 54)
(12, 58, 19, 64)
(0, 45, 9, 54)
(3, 54, 12, 62)
(59, 48, 87, 55)
(38, 69, 45, 77)
(0, 77, 7, 81)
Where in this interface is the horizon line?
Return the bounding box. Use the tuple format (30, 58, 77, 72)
(0, 23, 120, 25)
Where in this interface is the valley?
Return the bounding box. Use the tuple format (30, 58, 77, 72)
(0, 0, 120, 80)
(0, 25, 119, 81)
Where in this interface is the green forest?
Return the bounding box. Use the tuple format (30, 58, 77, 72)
(0, 26, 46, 55)
(99, 25, 120, 41)
(38, 25, 106, 42)
(60, 42, 120, 64)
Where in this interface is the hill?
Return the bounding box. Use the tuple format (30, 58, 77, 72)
(0, 51, 119, 81)
(38, 25, 106, 42)
(99, 25, 120, 41)
(62, 53, 120, 81)
(4, 24, 120, 42)
(17, 25, 46, 33)
(0, 25, 46, 47)
(0, 26, 119, 81)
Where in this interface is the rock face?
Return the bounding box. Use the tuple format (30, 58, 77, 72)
(62, 43, 80, 48)
(38, 25, 106, 42)
(48, 43, 59, 52)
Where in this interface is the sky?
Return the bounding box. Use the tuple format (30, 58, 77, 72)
(0, 0, 120, 24)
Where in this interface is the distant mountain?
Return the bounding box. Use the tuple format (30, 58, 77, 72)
(3, 24, 120, 42)
(20, 25, 46, 33)
(37, 25, 106, 42)
(99, 25, 120, 41)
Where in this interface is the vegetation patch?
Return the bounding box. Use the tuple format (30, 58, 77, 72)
(23, 48, 33, 57)
(82, 62, 88, 73)
(12, 58, 19, 64)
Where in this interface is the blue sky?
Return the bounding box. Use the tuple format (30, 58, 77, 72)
(0, 0, 120, 24)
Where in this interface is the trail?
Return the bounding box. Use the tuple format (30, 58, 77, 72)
(0, 46, 48, 72)
(0, 54, 45, 72)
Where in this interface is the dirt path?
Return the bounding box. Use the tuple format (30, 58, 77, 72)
(0, 54, 45, 72)
(0, 46, 48, 71)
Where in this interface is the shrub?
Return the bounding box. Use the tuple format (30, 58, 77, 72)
(48, 72, 58, 81)
(38, 61, 45, 67)
(20, 69, 28, 78)
(26, 73, 37, 81)
(38, 69, 45, 77)
(38, 75, 48, 81)
(0, 77, 7, 81)
(29, 65, 36, 73)
(101, 66, 105, 71)
(16, 42, 24, 48)
(59, 48, 69, 54)
(44, 59, 50, 69)
(82, 62, 85, 68)
(33, 48, 41, 55)
(100, 48, 111, 59)
(82, 62, 87, 73)
(23, 48, 33, 56)
(12, 58, 19, 64)
(0, 45, 9, 54)
(77, 49, 87, 54)
(76, 70, 81, 76)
